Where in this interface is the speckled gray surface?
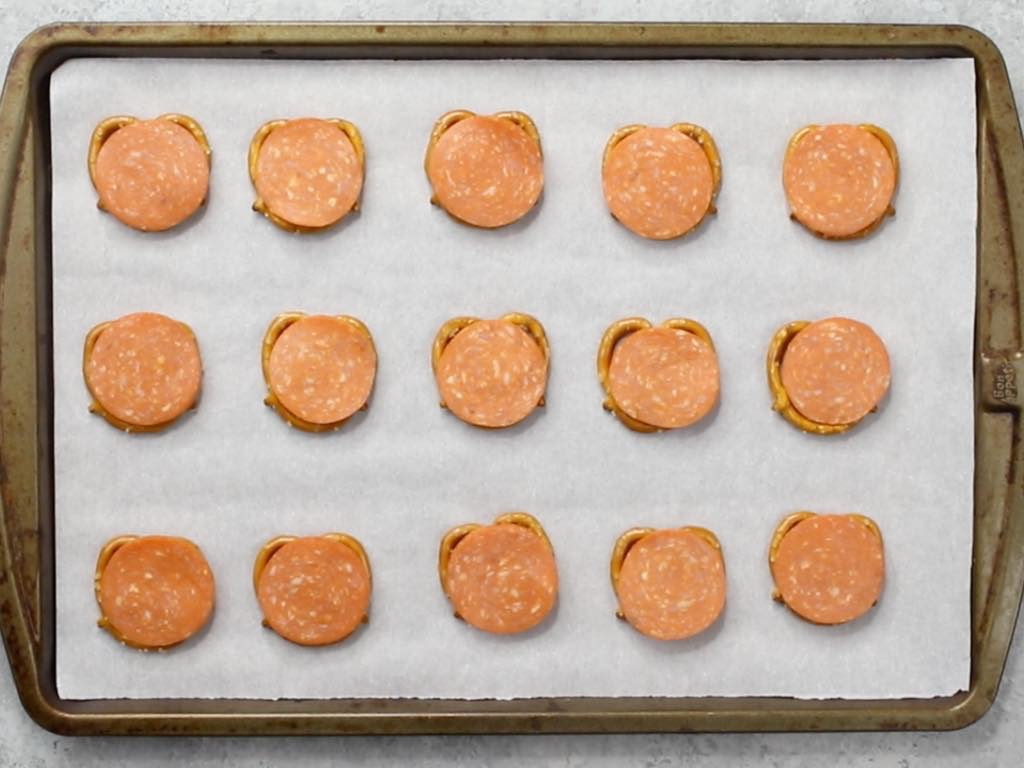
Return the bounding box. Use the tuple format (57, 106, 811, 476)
(1, 1, 1022, 765)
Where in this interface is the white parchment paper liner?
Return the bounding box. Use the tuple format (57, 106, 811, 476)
(51, 57, 975, 700)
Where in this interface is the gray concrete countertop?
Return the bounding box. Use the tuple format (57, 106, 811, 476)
(1, 1, 1022, 765)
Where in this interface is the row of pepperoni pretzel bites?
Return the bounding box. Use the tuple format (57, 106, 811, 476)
(94, 510, 885, 650)
(82, 312, 891, 436)
(88, 112, 898, 240)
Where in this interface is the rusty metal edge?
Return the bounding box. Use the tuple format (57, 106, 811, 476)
(0, 21, 1020, 736)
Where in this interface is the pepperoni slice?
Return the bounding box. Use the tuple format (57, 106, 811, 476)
(445, 523, 558, 635)
(257, 536, 371, 646)
(85, 312, 202, 429)
(783, 124, 896, 238)
(436, 319, 547, 428)
(93, 118, 210, 232)
(267, 315, 377, 426)
(254, 118, 363, 229)
(603, 127, 714, 240)
(97, 536, 215, 648)
(608, 326, 719, 429)
(780, 317, 891, 426)
(771, 514, 885, 625)
(616, 529, 726, 640)
(427, 115, 543, 228)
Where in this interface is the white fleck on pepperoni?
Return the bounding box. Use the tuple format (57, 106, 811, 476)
(783, 124, 896, 237)
(257, 537, 370, 646)
(94, 119, 209, 232)
(445, 523, 558, 635)
(608, 327, 719, 429)
(268, 315, 377, 426)
(98, 536, 215, 648)
(427, 115, 543, 228)
(771, 514, 885, 625)
(436, 319, 547, 428)
(603, 127, 714, 240)
(85, 312, 202, 428)
(255, 118, 363, 229)
(780, 317, 891, 426)
(616, 529, 726, 640)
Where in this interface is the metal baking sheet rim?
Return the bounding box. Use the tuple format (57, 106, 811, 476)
(0, 21, 1022, 736)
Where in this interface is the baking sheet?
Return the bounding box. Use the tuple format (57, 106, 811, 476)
(50, 57, 976, 700)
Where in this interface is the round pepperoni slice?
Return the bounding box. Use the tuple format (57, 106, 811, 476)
(254, 118, 363, 229)
(603, 127, 714, 240)
(427, 115, 543, 228)
(445, 523, 558, 635)
(93, 119, 210, 232)
(783, 124, 896, 238)
(616, 529, 726, 640)
(267, 315, 377, 426)
(436, 319, 547, 428)
(97, 536, 215, 648)
(771, 514, 885, 625)
(780, 317, 891, 426)
(608, 326, 719, 429)
(257, 536, 371, 646)
(85, 312, 202, 429)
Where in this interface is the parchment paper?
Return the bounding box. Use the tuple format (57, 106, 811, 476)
(51, 57, 976, 700)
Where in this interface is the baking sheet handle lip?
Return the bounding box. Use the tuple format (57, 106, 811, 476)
(0, 19, 1017, 736)
(0, 23, 54, 739)
(1, 21, 1005, 64)
(0, 691, 994, 736)
(0, 19, 92, 740)
(971, 6, 1024, 736)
